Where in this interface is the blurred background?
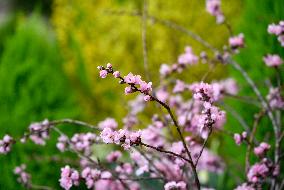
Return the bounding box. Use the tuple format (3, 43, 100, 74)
(0, 0, 283, 189)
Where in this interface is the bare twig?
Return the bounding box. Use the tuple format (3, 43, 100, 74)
(245, 110, 264, 173)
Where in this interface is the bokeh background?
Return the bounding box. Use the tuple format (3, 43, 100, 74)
(0, 0, 283, 189)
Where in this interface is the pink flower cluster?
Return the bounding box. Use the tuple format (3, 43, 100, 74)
(98, 117, 118, 130)
(0, 134, 13, 154)
(164, 181, 187, 190)
(57, 133, 98, 156)
(100, 128, 141, 150)
(106, 150, 122, 162)
(234, 183, 255, 190)
(190, 82, 217, 103)
(268, 21, 284, 46)
(160, 46, 199, 77)
(124, 72, 152, 101)
(98, 64, 153, 102)
(263, 54, 283, 67)
(59, 165, 80, 190)
(81, 167, 101, 189)
(229, 33, 245, 50)
(247, 162, 269, 183)
(14, 164, 31, 187)
(206, 0, 225, 23)
(266, 87, 284, 110)
(233, 132, 247, 145)
(198, 103, 226, 139)
(254, 142, 270, 157)
(178, 46, 199, 66)
(28, 119, 50, 145)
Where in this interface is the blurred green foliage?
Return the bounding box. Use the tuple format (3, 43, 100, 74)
(220, 0, 284, 188)
(0, 14, 80, 189)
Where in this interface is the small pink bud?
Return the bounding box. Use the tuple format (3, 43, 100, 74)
(106, 63, 112, 68)
(113, 71, 120, 78)
(144, 95, 151, 101)
(99, 70, 108, 78)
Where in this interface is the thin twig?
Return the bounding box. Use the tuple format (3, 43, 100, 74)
(229, 58, 280, 164)
(49, 119, 99, 130)
(194, 128, 212, 167)
(140, 142, 191, 163)
(245, 110, 264, 173)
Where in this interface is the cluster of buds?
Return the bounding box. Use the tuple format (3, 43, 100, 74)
(233, 131, 247, 145)
(159, 46, 199, 77)
(0, 135, 14, 154)
(98, 64, 153, 102)
(268, 21, 284, 46)
(59, 165, 80, 190)
(27, 119, 51, 145)
(205, 0, 225, 24)
(263, 54, 283, 67)
(247, 158, 279, 184)
(229, 33, 245, 50)
(100, 128, 142, 150)
(253, 142, 271, 157)
(14, 164, 31, 188)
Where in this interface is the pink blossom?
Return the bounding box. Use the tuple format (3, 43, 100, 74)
(206, 0, 224, 24)
(98, 118, 118, 130)
(190, 82, 215, 102)
(156, 88, 169, 102)
(164, 181, 187, 190)
(160, 64, 171, 76)
(81, 167, 101, 189)
(124, 73, 141, 84)
(130, 151, 149, 175)
(234, 183, 255, 190)
(229, 34, 245, 49)
(14, 164, 31, 186)
(70, 133, 97, 155)
(142, 125, 164, 147)
(178, 46, 199, 65)
(99, 70, 108, 78)
(29, 119, 50, 145)
(0, 135, 13, 154)
(115, 163, 133, 175)
(106, 63, 112, 69)
(113, 71, 120, 78)
(268, 23, 283, 35)
(266, 87, 284, 109)
(139, 81, 152, 93)
(254, 142, 270, 157)
(263, 54, 283, 67)
(247, 162, 269, 183)
(144, 95, 152, 101)
(100, 128, 115, 144)
(278, 35, 284, 46)
(170, 141, 184, 155)
(56, 135, 68, 152)
(234, 134, 242, 145)
(106, 151, 122, 162)
(125, 86, 134, 94)
(173, 80, 187, 93)
(59, 165, 79, 190)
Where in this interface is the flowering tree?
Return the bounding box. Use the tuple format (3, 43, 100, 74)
(1, 1, 284, 190)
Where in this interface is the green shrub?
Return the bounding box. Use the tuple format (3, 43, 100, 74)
(0, 14, 80, 189)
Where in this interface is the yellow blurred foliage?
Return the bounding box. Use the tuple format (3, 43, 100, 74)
(51, 0, 242, 121)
